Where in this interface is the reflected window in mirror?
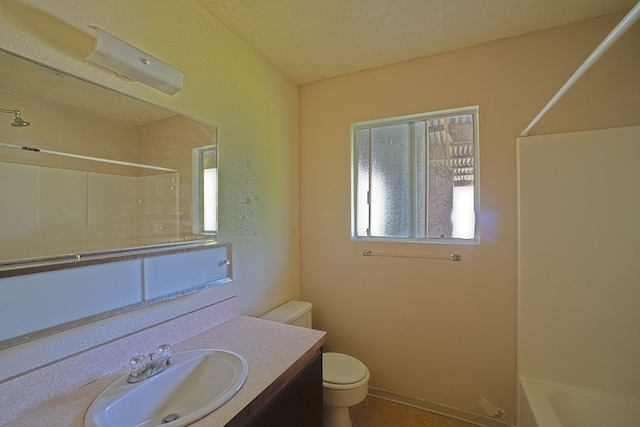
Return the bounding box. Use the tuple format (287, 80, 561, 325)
(193, 145, 217, 236)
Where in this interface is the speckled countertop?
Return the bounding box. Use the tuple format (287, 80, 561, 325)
(7, 316, 326, 427)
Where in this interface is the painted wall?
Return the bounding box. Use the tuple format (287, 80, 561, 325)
(0, 0, 299, 380)
(299, 13, 640, 424)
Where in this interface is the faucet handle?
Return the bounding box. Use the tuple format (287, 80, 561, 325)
(156, 344, 172, 358)
(129, 355, 147, 376)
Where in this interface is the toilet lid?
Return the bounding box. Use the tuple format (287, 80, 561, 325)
(322, 352, 368, 385)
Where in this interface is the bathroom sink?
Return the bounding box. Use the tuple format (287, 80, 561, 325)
(85, 349, 248, 427)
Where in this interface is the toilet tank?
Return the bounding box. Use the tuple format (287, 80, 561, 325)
(260, 300, 312, 328)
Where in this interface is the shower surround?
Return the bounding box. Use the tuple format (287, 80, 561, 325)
(516, 125, 640, 426)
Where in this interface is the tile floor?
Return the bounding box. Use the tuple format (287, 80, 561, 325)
(350, 396, 482, 427)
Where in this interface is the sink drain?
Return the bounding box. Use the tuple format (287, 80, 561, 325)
(162, 413, 180, 424)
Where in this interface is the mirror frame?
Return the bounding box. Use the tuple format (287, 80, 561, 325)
(0, 239, 223, 278)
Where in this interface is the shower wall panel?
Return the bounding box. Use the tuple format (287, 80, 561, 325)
(0, 162, 178, 261)
(517, 125, 640, 398)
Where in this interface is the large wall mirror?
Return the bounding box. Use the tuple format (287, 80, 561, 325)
(0, 49, 218, 272)
(0, 49, 227, 349)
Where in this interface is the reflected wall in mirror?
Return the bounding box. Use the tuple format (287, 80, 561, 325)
(0, 49, 217, 266)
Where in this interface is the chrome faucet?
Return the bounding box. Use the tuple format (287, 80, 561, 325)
(127, 344, 173, 383)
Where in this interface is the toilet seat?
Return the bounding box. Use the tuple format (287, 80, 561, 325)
(322, 352, 368, 385)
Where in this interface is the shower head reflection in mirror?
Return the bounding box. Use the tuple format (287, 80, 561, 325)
(0, 108, 30, 127)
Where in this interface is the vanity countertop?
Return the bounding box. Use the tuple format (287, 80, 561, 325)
(7, 315, 326, 427)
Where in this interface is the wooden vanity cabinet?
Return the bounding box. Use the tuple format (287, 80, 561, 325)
(227, 349, 323, 427)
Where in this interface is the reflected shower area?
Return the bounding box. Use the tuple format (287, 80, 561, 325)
(0, 158, 180, 262)
(0, 50, 217, 266)
(0, 108, 30, 127)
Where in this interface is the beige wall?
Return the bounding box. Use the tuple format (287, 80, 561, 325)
(299, 14, 640, 424)
(0, 0, 299, 378)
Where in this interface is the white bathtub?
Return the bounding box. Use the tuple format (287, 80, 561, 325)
(519, 377, 640, 427)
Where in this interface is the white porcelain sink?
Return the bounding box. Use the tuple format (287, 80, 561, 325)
(85, 349, 248, 427)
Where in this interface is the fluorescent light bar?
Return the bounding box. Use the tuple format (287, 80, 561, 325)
(86, 26, 184, 95)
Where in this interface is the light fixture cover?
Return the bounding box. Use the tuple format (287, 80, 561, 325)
(86, 26, 184, 95)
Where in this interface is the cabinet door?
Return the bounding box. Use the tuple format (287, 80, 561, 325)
(143, 243, 231, 299)
(247, 352, 323, 427)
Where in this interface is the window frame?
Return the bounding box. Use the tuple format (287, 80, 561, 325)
(350, 106, 480, 244)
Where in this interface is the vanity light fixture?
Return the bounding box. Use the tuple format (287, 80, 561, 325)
(86, 26, 184, 95)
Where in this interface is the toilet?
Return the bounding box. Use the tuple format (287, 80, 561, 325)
(260, 300, 370, 427)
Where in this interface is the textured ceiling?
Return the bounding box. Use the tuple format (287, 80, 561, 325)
(193, 0, 636, 84)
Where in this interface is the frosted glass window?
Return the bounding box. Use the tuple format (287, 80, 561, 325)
(351, 107, 478, 243)
(370, 124, 411, 237)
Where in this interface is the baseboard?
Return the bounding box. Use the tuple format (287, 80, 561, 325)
(367, 387, 513, 427)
